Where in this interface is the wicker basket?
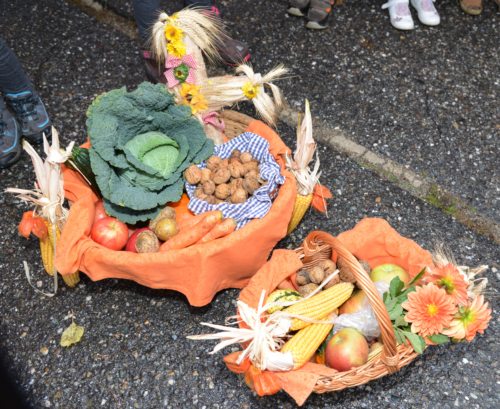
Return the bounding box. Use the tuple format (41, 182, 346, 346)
(220, 110, 254, 139)
(295, 230, 418, 393)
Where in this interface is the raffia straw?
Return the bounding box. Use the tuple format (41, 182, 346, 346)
(187, 271, 340, 371)
(199, 64, 288, 126)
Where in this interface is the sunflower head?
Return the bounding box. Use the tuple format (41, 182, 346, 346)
(242, 82, 259, 100)
(167, 40, 186, 58)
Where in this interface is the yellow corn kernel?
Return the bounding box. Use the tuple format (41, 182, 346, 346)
(284, 282, 354, 331)
(40, 220, 80, 287)
(281, 318, 333, 369)
(61, 272, 80, 288)
(287, 193, 313, 234)
(40, 220, 59, 276)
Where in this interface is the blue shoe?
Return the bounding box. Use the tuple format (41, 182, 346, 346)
(0, 98, 22, 169)
(5, 90, 51, 144)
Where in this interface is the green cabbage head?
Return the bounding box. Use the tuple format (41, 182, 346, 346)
(87, 82, 213, 224)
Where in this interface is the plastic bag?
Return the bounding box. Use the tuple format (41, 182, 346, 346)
(332, 281, 389, 340)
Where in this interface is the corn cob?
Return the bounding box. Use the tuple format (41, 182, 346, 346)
(40, 220, 59, 276)
(40, 219, 80, 287)
(287, 193, 313, 234)
(280, 318, 334, 369)
(284, 282, 354, 331)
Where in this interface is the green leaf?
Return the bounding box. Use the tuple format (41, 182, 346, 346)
(408, 267, 427, 287)
(394, 315, 407, 328)
(389, 304, 404, 321)
(394, 328, 405, 344)
(390, 276, 405, 297)
(427, 334, 450, 344)
(402, 330, 426, 354)
(60, 322, 84, 347)
(384, 296, 397, 313)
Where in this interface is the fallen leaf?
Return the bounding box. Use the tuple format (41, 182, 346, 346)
(60, 322, 84, 347)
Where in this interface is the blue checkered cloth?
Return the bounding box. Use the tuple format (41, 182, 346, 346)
(186, 132, 286, 229)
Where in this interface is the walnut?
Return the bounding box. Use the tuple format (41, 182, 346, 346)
(242, 162, 257, 175)
(184, 165, 201, 185)
(206, 156, 221, 171)
(245, 169, 259, 179)
(243, 176, 261, 195)
(308, 266, 326, 284)
(205, 195, 216, 204)
(200, 168, 212, 183)
(318, 259, 337, 275)
(296, 270, 310, 286)
(202, 180, 216, 195)
(337, 258, 356, 283)
(359, 260, 371, 274)
(229, 157, 241, 165)
(213, 168, 231, 185)
(215, 183, 230, 200)
(239, 152, 253, 163)
(229, 178, 244, 195)
(230, 149, 241, 159)
(231, 188, 247, 204)
(194, 186, 208, 200)
(324, 275, 341, 289)
(298, 283, 319, 297)
(219, 158, 229, 169)
(229, 162, 244, 179)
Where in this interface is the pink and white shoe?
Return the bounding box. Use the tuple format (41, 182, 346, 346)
(410, 0, 440, 26)
(382, 0, 415, 30)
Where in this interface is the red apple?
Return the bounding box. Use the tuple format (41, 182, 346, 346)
(90, 216, 129, 251)
(339, 289, 367, 315)
(125, 227, 152, 252)
(370, 263, 410, 285)
(325, 328, 369, 371)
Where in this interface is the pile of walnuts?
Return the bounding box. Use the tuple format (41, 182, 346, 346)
(184, 150, 267, 205)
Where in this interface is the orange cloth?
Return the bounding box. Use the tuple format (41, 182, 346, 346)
(55, 120, 297, 306)
(228, 218, 435, 405)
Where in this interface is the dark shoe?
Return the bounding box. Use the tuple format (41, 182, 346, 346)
(288, 0, 311, 17)
(207, 5, 251, 66)
(214, 36, 251, 66)
(4, 90, 51, 144)
(142, 50, 167, 85)
(0, 98, 22, 169)
(306, 0, 334, 29)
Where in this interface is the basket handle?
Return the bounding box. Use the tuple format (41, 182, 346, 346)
(304, 231, 400, 372)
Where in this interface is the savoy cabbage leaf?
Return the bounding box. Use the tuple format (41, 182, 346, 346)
(87, 82, 213, 224)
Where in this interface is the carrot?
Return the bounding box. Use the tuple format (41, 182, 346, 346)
(31, 217, 48, 240)
(159, 211, 223, 251)
(177, 210, 221, 231)
(197, 218, 237, 244)
(18, 211, 34, 238)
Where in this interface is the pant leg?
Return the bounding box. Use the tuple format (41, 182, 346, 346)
(132, 0, 161, 45)
(0, 37, 32, 95)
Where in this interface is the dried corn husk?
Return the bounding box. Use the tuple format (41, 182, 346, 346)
(6, 128, 74, 295)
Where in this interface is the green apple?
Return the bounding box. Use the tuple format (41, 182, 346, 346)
(370, 263, 410, 285)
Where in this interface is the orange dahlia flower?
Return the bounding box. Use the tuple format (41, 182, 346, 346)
(442, 295, 491, 341)
(427, 263, 468, 306)
(402, 283, 457, 337)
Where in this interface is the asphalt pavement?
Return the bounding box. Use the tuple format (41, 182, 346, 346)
(0, 0, 498, 408)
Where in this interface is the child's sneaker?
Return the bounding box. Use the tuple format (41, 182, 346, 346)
(410, 0, 440, 26)
(382, 0, 415, 30)
(4, 90, 51, 144)
(288, 0, 311, 17)
(306, 0, 334, 30)
(0, 98, 22, 169)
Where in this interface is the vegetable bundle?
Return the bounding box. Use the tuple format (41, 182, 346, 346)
(86, 82, 214, 224)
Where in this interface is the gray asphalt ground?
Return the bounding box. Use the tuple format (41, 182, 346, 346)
(0, 0, 499, 408)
